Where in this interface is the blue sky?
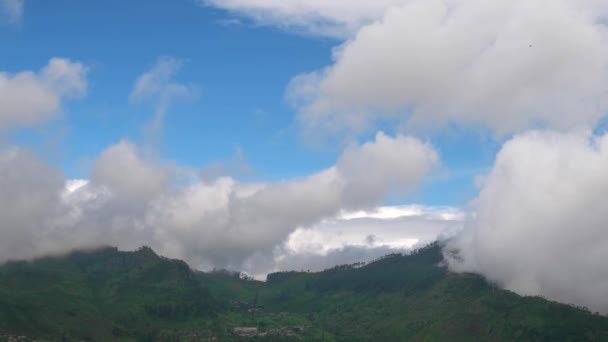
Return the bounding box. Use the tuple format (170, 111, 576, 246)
(0, 0, 498, 207)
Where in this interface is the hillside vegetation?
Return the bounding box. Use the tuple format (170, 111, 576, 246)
(0, 244, 606, 341)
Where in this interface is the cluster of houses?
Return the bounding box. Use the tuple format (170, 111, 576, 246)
(233, 325, 306, 338)
(0, 335, 51, 342)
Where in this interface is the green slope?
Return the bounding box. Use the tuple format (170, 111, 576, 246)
(0, 246, 217, 340)
(254, 244, 608, 341)
(0, 243, 606, 341)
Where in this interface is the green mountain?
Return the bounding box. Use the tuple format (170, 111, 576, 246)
(0, 244, 606, 341)
(0, 247, 216, 341)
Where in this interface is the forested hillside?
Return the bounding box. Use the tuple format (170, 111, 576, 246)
(0, 244, 606, 341)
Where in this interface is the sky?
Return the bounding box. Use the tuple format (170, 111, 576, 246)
(0, 0, 492, 205)
(3, 0, 608, 314)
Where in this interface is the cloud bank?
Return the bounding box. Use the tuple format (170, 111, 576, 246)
(0, 58, 88, 128)
(287, 0, 608, 135)
(0, 132, 439, 277)
(446, 130, 608, 314)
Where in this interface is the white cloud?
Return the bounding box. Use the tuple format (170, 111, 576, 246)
(284, 205, 461, 254)
(130, 56, 198, 142)
(0, 146, 66, 261)
(0, 132, 438, 276)
(64, 179, 88, 194)
(0, 58, 88, 128)
(0, 0, 23, 24)
(340, 205, 465, 221)
(337, 132, 438, 207)
(200, 0, 408, 38)
(445, 130, 608, 314)
(130, 57, 194, 103)
(237, 204, 463, 279)
(91, 141, 173, 204)
(288, 0, 608, 136)
(138, 131, 437, 268)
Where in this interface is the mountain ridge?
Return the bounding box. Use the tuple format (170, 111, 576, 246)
(0, 243, 606, 341)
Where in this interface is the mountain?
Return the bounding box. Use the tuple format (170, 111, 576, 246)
(0, 244, 606, 341)
(0, 246, 216, 341)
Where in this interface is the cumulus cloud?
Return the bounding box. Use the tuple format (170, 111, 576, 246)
(200, 0, 407, 38)
(288, 0, 608, 136)
(0, 0, 23, 23)
(0, 58, 88, 128)
(0, 147, 66, 261)
(91, 141, 173, 204)
(256, 205, 463, 276)
(338, 133, 439, 206)
(139, 132, 437, 269)
(130, 56, 197, 142)
(445, 130, 608, 314)
(0, 132, 438, 276)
